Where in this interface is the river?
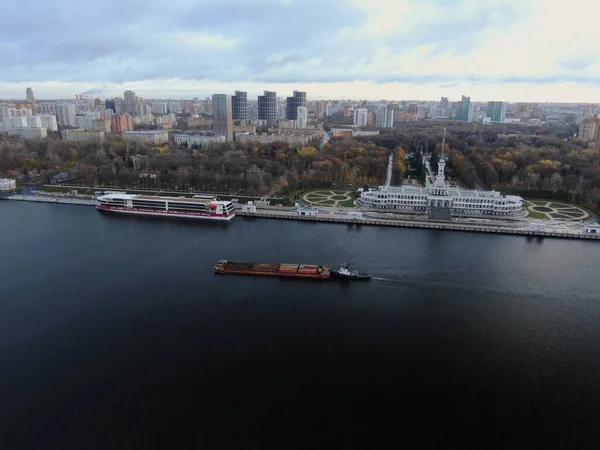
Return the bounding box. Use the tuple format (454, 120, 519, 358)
(1, 201, 599, 449)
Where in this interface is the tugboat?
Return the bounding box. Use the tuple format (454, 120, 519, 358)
(331, 263, 371, 280)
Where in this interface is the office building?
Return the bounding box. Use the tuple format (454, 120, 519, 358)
(486, 101, 506, 123)
(212, 94, 233, 142)
(232, 91, 247, 122)
(376, 105, 394, 128)
(258, 91, 277, 126)
(286, 91, 307, 120)
(456, 95, 474, 122)
(124, 90, 136, 115)
(353, 108, 368, 126)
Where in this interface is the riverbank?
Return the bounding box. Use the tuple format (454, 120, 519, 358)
(4, 193, 598, 240)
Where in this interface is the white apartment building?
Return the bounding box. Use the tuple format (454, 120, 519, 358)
(353, 108, 368, 126)
(151, 102, 168, 114)
(26, 116, 42, 128)
(168, 102, 182, 114)
(1, 116, 28, 129)
(57, 104, 77, 127)
(0, 107, 33, 117)
(39, 115, 58, 132)
(297, 106, 308, 129)
(75, 112, 98, 130)
(122, 130, 169, 145)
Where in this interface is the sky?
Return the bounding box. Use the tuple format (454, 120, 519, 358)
(1, 0, 600, 102)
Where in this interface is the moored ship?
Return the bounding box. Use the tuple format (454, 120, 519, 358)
(96, 193, 235, 221)
(214, 260, 331, 279)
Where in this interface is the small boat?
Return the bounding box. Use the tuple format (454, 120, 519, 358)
(331, 263, 371, 280)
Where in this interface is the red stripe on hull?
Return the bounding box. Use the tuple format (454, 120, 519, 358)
(96, 204, 234, 220)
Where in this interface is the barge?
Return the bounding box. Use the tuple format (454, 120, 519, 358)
(214, 260, 331, 279)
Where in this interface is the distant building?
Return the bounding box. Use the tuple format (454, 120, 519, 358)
(7, 127, 47, 139)
(258, 91, 277, 127)
(486, 101, 506, 123)
(122, 130, 169, 145)
(212, 94, 233, 142)
(297, 106, 308, 129)
(124, 90, 136, 115)
(353, 108, 368, 126)
(232, 91, 247, 122)
(316, 100, 327, 119)
(75, 112, 97, 130)
(0, 178, 17, 191)
(92, 119, 111, 133)
(151, 102, 168, 115)
(39, 115, 58, 131)
(25, 116, 42, 128)
(26, 87, 36, 114)
(456, 95, 474, 122)
(579, 117, 599, 142)
(168, 101, 182, 114)
(111, 114, 133, 133)
(61, 129, 104, 142)
(173, 134, 226, 148)
(56, 103, 77, 127)
(376, 104, 394, 128)
(286, 91, 307, 120)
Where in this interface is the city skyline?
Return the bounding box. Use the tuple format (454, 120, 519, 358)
(2, 0, 600, 102)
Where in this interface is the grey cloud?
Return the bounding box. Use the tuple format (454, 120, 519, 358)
(0, 0, 596, 87)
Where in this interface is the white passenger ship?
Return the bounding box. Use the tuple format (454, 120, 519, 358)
(359, 137, 523, 216)
(96, 193, 235, 221)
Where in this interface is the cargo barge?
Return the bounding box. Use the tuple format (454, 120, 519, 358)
(214, 260, 331, 279)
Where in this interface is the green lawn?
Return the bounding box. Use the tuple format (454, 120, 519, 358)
(527, 210, 549, 219)
(549, 202, 571, 209)
(531, 206, 553, 212)
(337, 199, 357, 207)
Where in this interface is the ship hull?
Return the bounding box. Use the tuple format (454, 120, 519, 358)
(96, 204, 234, 221)
(215, 260, 331, 279)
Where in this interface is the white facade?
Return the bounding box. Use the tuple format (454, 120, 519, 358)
(26, 116, 42, 128)
(7, 127, 48, 139)
(173, 134, 225, 148)
(122, 130, 169, 145)
(61, 129, 105, 142)
(151, 102, 168, 114)
(0, 178, 17, 191)
(168, 102, 182, 114)
(297, 106, 308, 129)
(1, 116, 28, 129)
(57, 104, 77, 127)
(353, 108, 368, 126)
(359, 154, 523, 216)
(39, 115, 58, 131)
(0, 107, 32, 117)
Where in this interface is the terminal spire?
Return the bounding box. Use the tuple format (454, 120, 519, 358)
(441, 127, 446, 159)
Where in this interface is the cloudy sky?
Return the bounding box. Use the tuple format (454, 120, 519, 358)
(1, 0, 599, 102)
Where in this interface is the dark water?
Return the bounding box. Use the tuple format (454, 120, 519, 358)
(1, 201, 599, 449)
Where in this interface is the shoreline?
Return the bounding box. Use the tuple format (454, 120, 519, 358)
(4, 194, 598, 241)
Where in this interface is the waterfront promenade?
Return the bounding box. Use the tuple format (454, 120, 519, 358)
(4, 193, 598, 240)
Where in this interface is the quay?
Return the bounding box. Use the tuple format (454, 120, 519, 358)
(6, 195, 96, 206)
(3, 193, 598, 240)
(235, 210, 600, 241)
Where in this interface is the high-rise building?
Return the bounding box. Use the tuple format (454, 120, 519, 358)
(56, 103, 77, 127)
(486, 101, 506, 123)
(353, 108, 368, 126)
(168, 101, 182, 114)
(376, 104, 394, 128)
(39, 115, 58, 131)
(232, 91, 247, 122)
(151, 102, 168, 115)
(297, 106, 308, 129)
(26, 88, 36, 114)
(316, 100, 327, 119)
(124, 90, 136, 115)
(258, 91, 277, 126)
(286, 91, 307, 120)
(440, 97, 449, 109)
(212, 94, 233, 142)
(579, 117, 600, 142)
(111, 113, 134, 133)
(456, 95, 474, 122)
